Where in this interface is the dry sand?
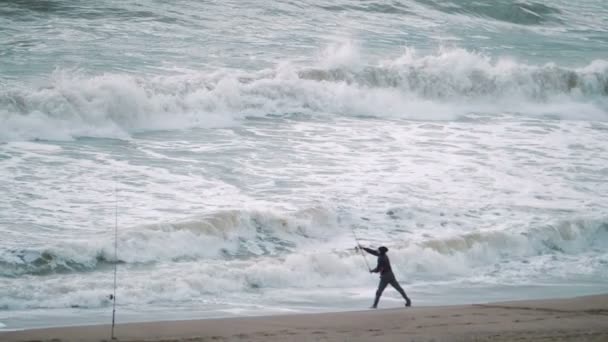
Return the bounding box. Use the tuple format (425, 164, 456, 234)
(2, 294, 607, 342)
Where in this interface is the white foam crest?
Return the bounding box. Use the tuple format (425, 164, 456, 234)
(0, 274, 116, 310)
(316, 40, 362, 69)
(0, 70, 238, 141)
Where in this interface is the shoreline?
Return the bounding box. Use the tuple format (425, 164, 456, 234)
(2, 294, 607, 341)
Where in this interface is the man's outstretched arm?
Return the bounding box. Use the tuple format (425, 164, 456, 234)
(360, 246, 379, 256)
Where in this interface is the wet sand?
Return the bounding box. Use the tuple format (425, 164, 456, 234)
(2, 294, 607, 341)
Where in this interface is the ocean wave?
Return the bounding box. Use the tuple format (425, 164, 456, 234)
(1, 217, 606, 310)
(242, 218, 608, 286)
(1, 212, 605, 283)
(418, 219, 608, 258)
(222, 218, 608, 288)
(301, 54, 608, 100)
(1, 47, 607, 141)
(0, 207, 337, 277)
(3, 1, 170, 22)
(414, 0, 563, 26)
(318, 2, 413, 15)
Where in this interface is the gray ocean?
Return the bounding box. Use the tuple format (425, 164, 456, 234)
(1, 0, 607, 330)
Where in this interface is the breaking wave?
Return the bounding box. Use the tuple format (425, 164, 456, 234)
(2, 210, 607, 312)
(2, 216, 607, 310)
(2, 208, 605, 281)
(1, 47, 607, 141)
(0, 207, 337, 277)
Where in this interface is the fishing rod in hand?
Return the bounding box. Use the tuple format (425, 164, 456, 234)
(350, 224, 371, 272)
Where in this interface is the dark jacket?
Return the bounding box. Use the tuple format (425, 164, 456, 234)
(362, 247, 393, 276)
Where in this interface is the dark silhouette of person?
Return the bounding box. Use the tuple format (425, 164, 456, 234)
(358, 245, 411, 309)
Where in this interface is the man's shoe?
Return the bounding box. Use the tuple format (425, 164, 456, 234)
(405, 300, 412, 307)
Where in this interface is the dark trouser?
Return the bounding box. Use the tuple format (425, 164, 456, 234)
(373, 272, 410, 308)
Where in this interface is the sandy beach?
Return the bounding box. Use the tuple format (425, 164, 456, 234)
(2, 294, 607, 342)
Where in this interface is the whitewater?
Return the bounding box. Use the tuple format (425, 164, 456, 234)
(1, 0, 607, 330)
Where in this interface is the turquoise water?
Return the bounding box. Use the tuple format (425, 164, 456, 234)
(1, 0, 607, 330)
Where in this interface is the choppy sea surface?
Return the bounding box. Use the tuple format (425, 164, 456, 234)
(1, 0, 607, 330)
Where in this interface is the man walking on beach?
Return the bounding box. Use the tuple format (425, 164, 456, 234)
(358, 245, 412, 309)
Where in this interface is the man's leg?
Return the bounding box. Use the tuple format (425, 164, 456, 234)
(372, 277, 389, 308)
(389, 278, 412, 307)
